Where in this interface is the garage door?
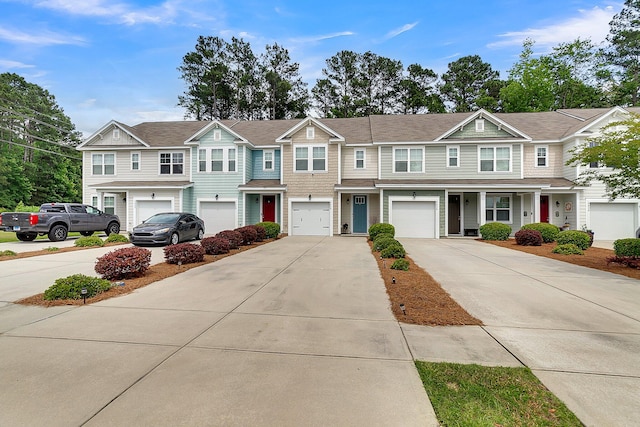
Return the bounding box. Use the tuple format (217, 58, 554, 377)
(291, 202, 330, 236)
(391, 200, 437, 238)
(200, 202, 236, 235)
(589, 202, 637, 240)
(136, 200, 172, 224)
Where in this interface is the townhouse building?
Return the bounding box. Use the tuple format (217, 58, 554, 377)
(77, 106, 640, 241)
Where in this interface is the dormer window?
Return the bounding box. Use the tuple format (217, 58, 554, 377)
(306, 127, 315, 139)
(113, 128, 120, 140)
(475, 119, 485, 132)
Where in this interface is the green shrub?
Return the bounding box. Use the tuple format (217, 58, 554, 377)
(556, 230, 591, 250)
(14, 201, 40, 212)
(479, 222, 512, 241)
(373, 235, 397, 252)
(381, 242, 406, 258)
(256, 222, 280, 239)
(390, 258, 409, 271)
(44, 274, 111, 301)
(164, 243, 205, 265)
(0, 250, 17, 256)
(105, 233, 130, 243)
(521, 223, 560, 243)
(74, 236, 104, 247)
(46, 247, 59, 252)
(515, 229, 542, 246)
(552, 243, 584, 255)
(95, 247, 151, 280)
(368, 223, 395, 241)
(613, 238, 640, 257)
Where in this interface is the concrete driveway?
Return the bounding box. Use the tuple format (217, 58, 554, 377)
(0, 237, 437, 426)
(400, 238, 640, 427)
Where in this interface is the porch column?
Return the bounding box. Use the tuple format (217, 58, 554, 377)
(479, 191, 486, 226)
(533, 191, 541, 223)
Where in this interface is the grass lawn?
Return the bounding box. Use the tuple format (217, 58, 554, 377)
(0, 230, 82, 243)
(415, 361, 582, 426)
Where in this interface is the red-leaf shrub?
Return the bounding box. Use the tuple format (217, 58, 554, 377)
(236, 226, 258, 245)
(201, 237, 230, 255)
(514, 229, 543, 246)
(95, 247, 151, 280)
(252, 224, 266, 241)
(607, 256, 640, 269)
(163, 243, 205, 264)
(215, 230, 243, 249)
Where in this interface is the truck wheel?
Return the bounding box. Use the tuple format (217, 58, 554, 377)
(170, 233, 180, 245)
(48, 225, 68, 242)
(105, 222, 120, 236)
(17, 232, 37, 241)
(80, 231, 94, 236)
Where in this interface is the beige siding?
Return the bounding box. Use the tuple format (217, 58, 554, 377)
(523, 144, 563, 177)
(342, 146, 378, 179)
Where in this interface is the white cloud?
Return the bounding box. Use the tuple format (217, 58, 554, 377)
(0, 26, 86, 46)
(0, 59, 35, 69)
(384, 22, 418, 40)
(289, 31, 355, 44)
(488, 6, 618, 50)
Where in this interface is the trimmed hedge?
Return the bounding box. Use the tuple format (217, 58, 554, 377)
(201, 237, 231, 255)
(613, 238, 640, 257)
(607, 255, 640, 269)
(368, 223, 395, 241)
(514, 229, 543, 246)
(44, 274, 111, 301)
(252, 224, 267, 241)
(390, 258, 409, 271)
(381, 242, 406, 258)
(521, 223, 560, 243)
(256, 222, 280, 239)
(552, 243, 584, 255)
(105, 233, 130, 243)
(556, 230, 591, 251)
(236, 226, 258, 245)
(216, 230, 243, 249)
(373, 235, 397, 252)
(95, 247, 151, 280)
(479, 222, 511, 241)
(163, 243, 205, 265)
(74, 236, 104, 247)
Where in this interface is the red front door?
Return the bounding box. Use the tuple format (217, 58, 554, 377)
(540, 196, 549, 223)
(262, 195, 276, 222)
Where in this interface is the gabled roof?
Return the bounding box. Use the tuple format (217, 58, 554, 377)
(184, 120, 249, 145)
(276, 116, 345, 143)
(77, 120, 149, 149)
(126, 121, 210, 147)
(436, 109, 531, 141)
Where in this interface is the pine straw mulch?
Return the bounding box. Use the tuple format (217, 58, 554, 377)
(482, 239, 640, 281)
(16, 239, 275, 307)
(370, 241, 483, 326)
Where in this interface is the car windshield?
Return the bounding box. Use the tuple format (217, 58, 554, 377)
(144, 213, 180, 224)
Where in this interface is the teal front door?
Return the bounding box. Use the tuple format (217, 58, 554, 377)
(352, 195, 367, 233)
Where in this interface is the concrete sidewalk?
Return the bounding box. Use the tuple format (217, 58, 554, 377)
(400, 238, 640, 427)
(0, 237, 438, 426)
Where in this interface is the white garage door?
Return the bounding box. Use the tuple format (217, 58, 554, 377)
(200, 202, 236, 236)
(291, 202, 331, 236)
(136, 200, 172, 224)
(391, 200, 437, 238)
(589, 202, 637, 240)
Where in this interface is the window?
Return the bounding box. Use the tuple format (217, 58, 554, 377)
(228, 148, 236, 172)
(486, 195, 511, 222)
(213, 129, 221, 141)
(211, 149, 223, 172)
(394, 148, 423, 173)
(475, 119, 485, 132)
(479, 146, 510, 172)
(263, 150, 274, 171)
(447, 146, 459, 167)
(355, 149, 365, 169)
(113, 128, 120, 140)
(91, 196, 98, 207)
(589, 141, 599, 168)
(131, 152, 140, 171)
(295, 145, 326, 172)
(306, 127, 315, 139)
(198, 149, 207, 172)
(92, 153, 115, 175)
(103, 196, 115, 215)
(535, 145, 547, 167)
(160, 152, 184, 175)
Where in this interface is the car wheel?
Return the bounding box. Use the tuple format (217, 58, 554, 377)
(105, 222, 120, 236)
(80, 231, 94, 236)
(48, 225, 68, 242)
(196, 228, 204, 240)
(170, 233, 180, 245)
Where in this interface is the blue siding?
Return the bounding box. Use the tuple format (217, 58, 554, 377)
(251, 149, 281, 179)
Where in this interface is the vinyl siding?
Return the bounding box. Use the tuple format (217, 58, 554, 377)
(251, 149, 281, 180)
(342, 146, 377, 179)
(447, 119, 515, 139)
(523, 144, 563, 177)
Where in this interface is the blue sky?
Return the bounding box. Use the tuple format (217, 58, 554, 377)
(0, 0, 622, 137)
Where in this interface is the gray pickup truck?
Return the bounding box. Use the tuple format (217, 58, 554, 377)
(0, 203, 121, 242)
